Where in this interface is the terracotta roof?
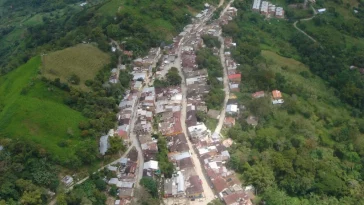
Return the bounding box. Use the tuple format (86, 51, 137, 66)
(224, 117, 235, 125)
(252, 91, 265, 98)
(272, 90, 282, 99)
(228, 74, 241, 80)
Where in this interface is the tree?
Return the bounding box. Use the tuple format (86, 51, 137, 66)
(68, 74, 80, 85)
(196, 110, 207, 122)
(94, 178, 107, 191)
(107, 137, 125, 155)
(109, 185, 118, 197)
(20, 189, 43, 205)
(243, 163, 275, 193)
(166, 67, 181, 86)
(208, 199, 224, 205)
(139, 178, 158, 198)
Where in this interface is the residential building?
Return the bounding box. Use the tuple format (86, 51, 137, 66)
(143, 160, 159, 171)
(260, 1, 269, 15)
(186, 175, 203, 198)
(272, 90, 282, 99)
(224, 117, 236, 128)
(252, 91, 265, 98)
(228, 74, 241, 83)
(226, 104, 239, 115)
(276, 7, 284, 18)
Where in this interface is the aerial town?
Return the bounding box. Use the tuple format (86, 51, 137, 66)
(58, 1, 288, 204)
(77, 1, 256, 205)
(59, 0, 286, 204)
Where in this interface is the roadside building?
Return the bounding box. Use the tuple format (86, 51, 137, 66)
(224, 117, 236, 128)
(228, 74, 241, 83)
(119, 188, 133, 200)
(226, 104, 239, 115)
(186, 175, 204, 198)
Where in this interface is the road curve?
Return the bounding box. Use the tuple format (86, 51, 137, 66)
(293, 5, 318, 43)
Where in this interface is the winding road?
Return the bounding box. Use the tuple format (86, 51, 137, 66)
(293, 5, 318, 43)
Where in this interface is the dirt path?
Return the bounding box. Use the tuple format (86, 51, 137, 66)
(293, 5, 318, 43)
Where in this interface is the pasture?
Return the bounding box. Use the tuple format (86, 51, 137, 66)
(0, 56, 87, 163)
(42, 44, 110, 91)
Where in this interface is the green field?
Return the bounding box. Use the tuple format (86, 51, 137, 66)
(42, 44, 110, 90)
(0, 56, 87, 163)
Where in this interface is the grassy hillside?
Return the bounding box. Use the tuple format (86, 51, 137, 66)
(0, 56, 87, 163)
(42, 44, 110, 91)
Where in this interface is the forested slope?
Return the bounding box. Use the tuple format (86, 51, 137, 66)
(223, 0, 364, 204)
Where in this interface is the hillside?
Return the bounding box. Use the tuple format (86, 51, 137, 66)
(42, 44, 110, 91)
(0, 56, 88, 165)
(223, 0, 364, 204)
(0, 0, 219, 74)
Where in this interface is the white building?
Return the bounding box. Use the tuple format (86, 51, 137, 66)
(226, 104, 239, 114)
(253, 0, 262, 11)
(144, 160, 159, 170)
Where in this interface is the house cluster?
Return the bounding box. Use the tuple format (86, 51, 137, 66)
(155, 87, 183, 136)
(195, 3, 213, 20)
(252, 0, 285, 18)
(109, 148, 139, 205)
(188, 108, 253, 205)
(252, 90, 284, 105)
(219, 7, 238, 26)
(224, 37, 241, 93)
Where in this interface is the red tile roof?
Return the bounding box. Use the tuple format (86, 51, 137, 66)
(272, 90, 282, 99)
(224, 117, 236, 125)
(252, 91, 265, 98)
(228, 74, 241, 80)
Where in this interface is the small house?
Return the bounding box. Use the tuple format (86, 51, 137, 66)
(228, 74, 241, 83)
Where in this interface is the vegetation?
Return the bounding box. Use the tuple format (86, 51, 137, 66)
(0, 140, 59, 204)
(133, 186, 160, 205)
(42, 44, 110, 91)
(156, 137, 174, 178)
(294, 3, 364, 110)
(140, 177, 159, 198)
(0, 57, 88, 165)
(60, 170, 116, 205)
(154, 67, 182, 88)
(202, 35, 221, 48)
(196, 48, 225, 109)
(223, 1, 364, 204)
(0, 0, 219, 75)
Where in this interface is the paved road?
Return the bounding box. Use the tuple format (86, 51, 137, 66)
(214, 35, 230, 135)
(214, 0, 234, 135)
(293, 5, 318, 43)
(172, 1, 235, 204)
(177, 59, 216, 204)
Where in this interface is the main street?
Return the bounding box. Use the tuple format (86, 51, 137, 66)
(173, 1, 235, 204)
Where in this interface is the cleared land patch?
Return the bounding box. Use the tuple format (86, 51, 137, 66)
(42, 44, 110, 90)
(0, 56, 87, 163)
